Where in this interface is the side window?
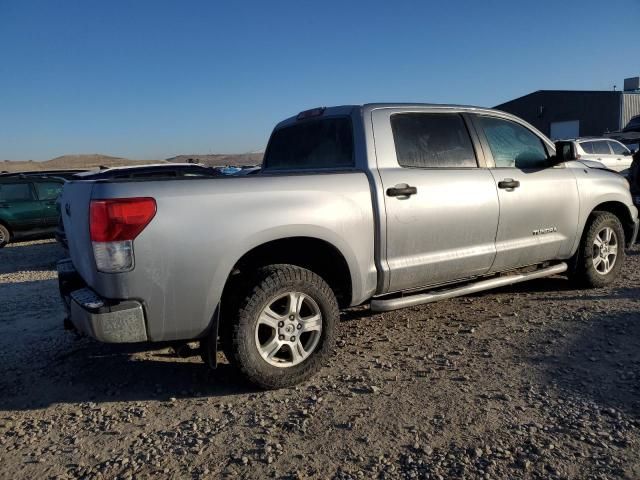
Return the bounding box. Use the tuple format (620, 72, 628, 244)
(477, 116, 549, 169)
(0, 183, 34, 202)
(580, 142, 594, 154)
(592, 141, 612, 155)
(35, 182, 63, 200)
(608, 141, 628, 155)
(390, 113, 477, 168)
(476, 116, 549, 169)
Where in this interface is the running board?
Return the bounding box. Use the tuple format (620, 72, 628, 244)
(370, 263, 568, 312)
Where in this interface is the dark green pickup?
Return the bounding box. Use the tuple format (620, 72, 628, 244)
(0, 175, 65, 247)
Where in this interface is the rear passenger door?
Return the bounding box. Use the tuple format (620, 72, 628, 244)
(0, 182, 43, 231)
(34, 181, 64, 227)
(471, 114, 580, 272)
(372, 109, 500, 293)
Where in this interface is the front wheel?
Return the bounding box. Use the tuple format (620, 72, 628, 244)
(570, 211, 625, 288)
(226, 264, 338, 389)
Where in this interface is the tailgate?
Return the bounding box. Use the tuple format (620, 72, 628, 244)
(60, 181, 96, 284)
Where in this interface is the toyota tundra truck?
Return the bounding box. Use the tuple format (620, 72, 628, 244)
(57, 104, 639, 389)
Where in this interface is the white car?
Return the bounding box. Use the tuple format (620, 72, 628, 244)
(571, 138, 634, 174)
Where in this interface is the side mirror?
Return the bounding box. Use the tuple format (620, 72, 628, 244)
(553, 141, 578, 163)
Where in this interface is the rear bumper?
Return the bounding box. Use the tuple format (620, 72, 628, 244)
(631, 217, 640, 245)
(57, 259, 148, 343)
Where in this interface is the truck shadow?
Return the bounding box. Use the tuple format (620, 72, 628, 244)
(489, 277, 640, 303)
(0, 342, 258, 411)
(529, 310, 640, 418)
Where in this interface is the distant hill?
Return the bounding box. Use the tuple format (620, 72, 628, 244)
(0, 154, 161, 173)
(0, 152, 263, 173)
(45, 154, 161, 169)
(166, 153, 263, 167)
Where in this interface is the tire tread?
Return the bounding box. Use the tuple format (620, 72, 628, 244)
(227, 264, 338, 389)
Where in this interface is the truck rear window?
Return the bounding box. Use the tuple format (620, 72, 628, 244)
(263, 117, 354, 170)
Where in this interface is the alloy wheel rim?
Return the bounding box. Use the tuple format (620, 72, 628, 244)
(593, 227, 618, 275)
(254, 291, 322, 368)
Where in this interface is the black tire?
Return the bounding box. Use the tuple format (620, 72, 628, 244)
(0, 224, 10, 248)
(225, 264, 338, 389)
(570, 211, 625, 288)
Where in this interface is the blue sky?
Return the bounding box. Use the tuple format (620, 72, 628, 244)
(1, 0, 638, 161)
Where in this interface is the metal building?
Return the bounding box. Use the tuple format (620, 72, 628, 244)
(495, 77, 640, 141)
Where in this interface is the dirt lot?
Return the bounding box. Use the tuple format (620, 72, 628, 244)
(1, 241, 639, 479)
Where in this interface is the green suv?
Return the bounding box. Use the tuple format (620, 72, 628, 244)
(0, 175, 65, 247)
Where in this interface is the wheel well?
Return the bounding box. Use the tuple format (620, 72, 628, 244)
(224, 237, 353, 309)
(591, 201, 635, 244)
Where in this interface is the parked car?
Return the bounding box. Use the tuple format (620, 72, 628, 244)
(71, 163, 221, 180)
(0, 175, 65, 247)
(236, 165, 261, 175)
(566, 138, 634, 174)
(623, 115, 640, 133)
(57, 104, 638, 389)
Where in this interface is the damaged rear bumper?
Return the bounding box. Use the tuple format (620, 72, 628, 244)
(57, 259, 148, 343)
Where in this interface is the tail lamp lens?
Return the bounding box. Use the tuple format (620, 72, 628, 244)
(90, 198, 156, 273)
(90, 198, 156, 242)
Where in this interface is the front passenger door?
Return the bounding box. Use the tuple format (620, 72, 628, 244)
(608, 141, 633, 173)
(472, 115, 580, 272)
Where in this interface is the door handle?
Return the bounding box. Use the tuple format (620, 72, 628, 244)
(386, 185, 418, 197)
(498, 178, 520, 189)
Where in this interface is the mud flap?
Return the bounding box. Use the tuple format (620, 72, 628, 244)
(200, 304, 220, 369)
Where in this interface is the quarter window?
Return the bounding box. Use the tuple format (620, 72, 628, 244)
(0, 183, 34, 202)
(476, 116, 549, 169)
(390, 113, 477, 168)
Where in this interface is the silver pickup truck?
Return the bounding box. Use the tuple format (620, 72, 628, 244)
(58, 104, 639, 389)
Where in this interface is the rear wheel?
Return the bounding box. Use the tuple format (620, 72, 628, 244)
(570, 211, 625, 288)
(225, 264, 338, 389)
(0, 224, 10, 248)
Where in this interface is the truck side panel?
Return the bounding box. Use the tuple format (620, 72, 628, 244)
(67, 173, 377, 342)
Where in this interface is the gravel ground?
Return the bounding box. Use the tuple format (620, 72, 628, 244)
(1, 240, 639, 479)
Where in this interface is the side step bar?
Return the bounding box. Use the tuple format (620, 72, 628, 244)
(370, 262, 568, 312)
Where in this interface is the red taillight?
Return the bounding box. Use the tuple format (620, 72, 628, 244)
(90, 198, 156, 242)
